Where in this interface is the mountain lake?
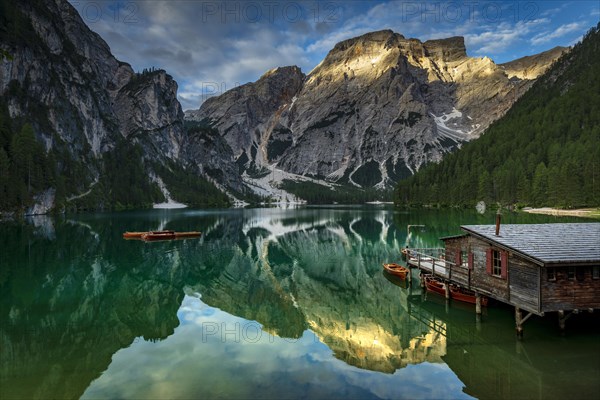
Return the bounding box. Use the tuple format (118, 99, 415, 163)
(1, 206, 599, 399)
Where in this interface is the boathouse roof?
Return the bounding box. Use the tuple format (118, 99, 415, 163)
(460, 223, 600, 265)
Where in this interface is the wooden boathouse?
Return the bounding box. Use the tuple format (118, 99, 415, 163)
(406, 221, 600, 336)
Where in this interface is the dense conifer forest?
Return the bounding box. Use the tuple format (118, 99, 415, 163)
(396, 24, 600, 208)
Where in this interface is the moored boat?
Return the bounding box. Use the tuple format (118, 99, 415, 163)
(123, 232, 145, 239)
(449, 284, 488, 306)
(140, 231, 202, 241)
(382, 263, 409, 280)
(123, 230, 201, 241)
(423, 274, 446, 296)
(123, 230, 174, 239)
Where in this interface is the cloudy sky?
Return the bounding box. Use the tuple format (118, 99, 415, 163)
(70, 1, 600, 110)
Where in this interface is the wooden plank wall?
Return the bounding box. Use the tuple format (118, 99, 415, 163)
(444, 237, 508, 299)
(444, 235, 600, 313)
(541, 267, 600, 312)
(443, 238, 469, 286)
(444, 236, 541, 313)
(468, 237, 510, 302)
(508, 255, 540, 313)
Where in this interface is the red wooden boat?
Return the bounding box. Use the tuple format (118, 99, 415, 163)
(424, 274, 446, 296)
(449, 284, 488, 306)
(141, 231, 201, 241)
(382, 263, 409, 280)
(123, 230, 174, 239)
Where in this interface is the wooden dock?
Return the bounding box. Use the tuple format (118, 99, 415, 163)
(405, 248, 473, 288)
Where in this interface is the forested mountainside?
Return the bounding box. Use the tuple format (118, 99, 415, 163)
(0, 0, 243, 214)
(396, 24, 600, 208)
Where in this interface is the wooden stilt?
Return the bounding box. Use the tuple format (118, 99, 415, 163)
(444, 282, 450, 300)
(515, 307, 524, 339)
(515, 308, 534, 339)
(475, 293, 482, 315)
(557, 310, 577, 332)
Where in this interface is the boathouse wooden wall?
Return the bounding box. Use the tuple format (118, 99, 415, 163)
(443, 237, 469, 287)
(540, 267, 600, 312)
(444, 236, 600, 313)
(443, 236, 541, 314)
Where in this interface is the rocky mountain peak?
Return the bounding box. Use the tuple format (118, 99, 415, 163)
(260, 65, 303, 79)
(186, 65, 305, 167)
(423, 36, 467, 62)
(187, 29, 567, 195)
(500, 46, 569, 79)
(329, 29, 403, 53)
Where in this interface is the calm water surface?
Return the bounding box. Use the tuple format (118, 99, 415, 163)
(1, 206, 598, 399)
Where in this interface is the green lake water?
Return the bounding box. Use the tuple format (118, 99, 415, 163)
(1, 206, 599, 399)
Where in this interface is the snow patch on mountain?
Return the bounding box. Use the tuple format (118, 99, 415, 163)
(151, 174, 187, 209)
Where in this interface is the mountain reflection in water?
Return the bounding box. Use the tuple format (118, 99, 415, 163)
(0, 207, 598, 399)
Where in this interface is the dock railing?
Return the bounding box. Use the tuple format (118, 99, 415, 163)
(404, 248, 471, 287)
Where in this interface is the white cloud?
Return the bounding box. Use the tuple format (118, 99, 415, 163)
(530, 22, 587, 45)
(465, 18, 550, 56)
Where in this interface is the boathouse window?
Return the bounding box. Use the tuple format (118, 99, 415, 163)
(461, 250, 468, 267)
(567, 267, 576, 281)
(576, 267, 585, 281)
(547, 268, 556, 281)
(593, 266, 600, 280)
(486, 248, 507, 278)
(492, 250, 502, 276)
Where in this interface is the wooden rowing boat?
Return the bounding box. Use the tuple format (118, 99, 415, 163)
(382, 263, 409, 280)
(449, 284, 488, 306)
(123, 230, 174, 239)
(423, 274, 489, 306)
(123, 230, 201, 241)
(424, 274, 446, 296)
(140, 231, 202, 241)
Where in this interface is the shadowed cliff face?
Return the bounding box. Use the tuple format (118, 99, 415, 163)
(185, 66, 306, 174)
(0, 1, 183, 160)
(187, 30, 565, 189)
(0, 0, 246, 207)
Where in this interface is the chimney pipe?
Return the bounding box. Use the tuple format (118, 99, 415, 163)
(495, 213, 501, 236)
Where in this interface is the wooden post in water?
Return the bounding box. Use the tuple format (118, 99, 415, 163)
(558, 310, 566, 332)
(444, 282, 450, 299)
(558, 309, 577, 332)
(515, 307, 524, 339)
(475, 293, 482, 315)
